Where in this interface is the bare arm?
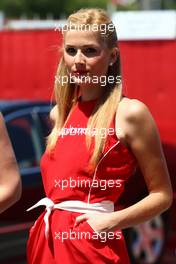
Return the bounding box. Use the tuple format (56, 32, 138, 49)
(111, 99, 173, 229)
(0, 113, 22, 214)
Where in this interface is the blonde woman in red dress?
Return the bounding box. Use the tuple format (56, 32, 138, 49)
(27, 8, 173, 264)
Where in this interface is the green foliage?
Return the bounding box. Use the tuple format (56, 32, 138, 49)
(163, 0, 176, 9)
(0, 0, 175, 18)
(0, 0, 27, 18)
(62, 0, 107, 17)
(116, 1, 140, 11)
(0, 0, 107, 19)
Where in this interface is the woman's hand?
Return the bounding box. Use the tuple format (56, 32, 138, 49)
(75, 212, 117, 234)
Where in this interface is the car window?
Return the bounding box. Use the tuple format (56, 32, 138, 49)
(6, 115, 42, 169)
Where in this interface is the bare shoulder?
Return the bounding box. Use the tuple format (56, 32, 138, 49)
(119, 97, 152, 122)
(117, 97, 158, 145)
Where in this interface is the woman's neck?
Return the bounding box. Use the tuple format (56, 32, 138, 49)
(78, 85, 103, 102)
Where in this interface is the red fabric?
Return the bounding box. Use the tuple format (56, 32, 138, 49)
(27, 98, 137, 263)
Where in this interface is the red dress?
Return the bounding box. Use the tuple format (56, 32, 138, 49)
(27, 97, 137, 264)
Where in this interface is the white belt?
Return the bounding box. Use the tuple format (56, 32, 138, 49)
(27, 197, 114, 239)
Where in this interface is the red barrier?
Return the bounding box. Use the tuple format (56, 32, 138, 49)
(0, 30, 62, 100)
(0, 30, 175, 143)
(119, 40, 176, 144)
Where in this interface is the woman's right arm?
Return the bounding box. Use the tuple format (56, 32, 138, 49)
(0, 113, 22, 214)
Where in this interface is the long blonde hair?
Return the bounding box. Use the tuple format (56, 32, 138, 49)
(47, 8, 123, 172)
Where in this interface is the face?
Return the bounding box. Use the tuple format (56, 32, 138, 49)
(63, 29, 114, 91)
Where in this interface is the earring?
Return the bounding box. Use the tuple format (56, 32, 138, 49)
(109, 62, 113, 66)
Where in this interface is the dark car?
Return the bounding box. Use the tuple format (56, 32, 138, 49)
(0, 100, 175, 264)
(0, 100, 52, 263)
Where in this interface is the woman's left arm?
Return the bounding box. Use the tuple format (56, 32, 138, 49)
(110, 99, 173, 230)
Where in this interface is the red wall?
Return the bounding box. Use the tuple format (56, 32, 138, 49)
(0, 30, 62, 100)
(0, 30, 175, 144)
(119, 40, 176, 144)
